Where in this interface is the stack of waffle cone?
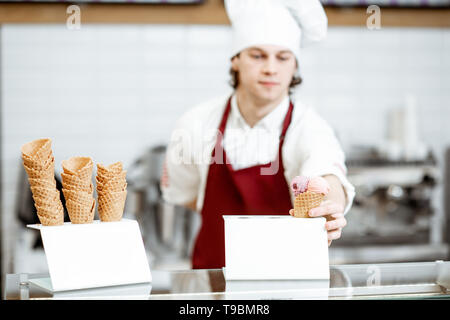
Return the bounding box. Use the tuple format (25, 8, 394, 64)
(293, 191, 325, 218)
(96, 162, 127, 222)
(21, 138, 63, 226)
(61, 156, 95, 224)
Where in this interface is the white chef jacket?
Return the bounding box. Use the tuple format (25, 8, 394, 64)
(162, 92, 355, 215)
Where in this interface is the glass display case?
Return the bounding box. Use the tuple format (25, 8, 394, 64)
(4, 261, 450, 300)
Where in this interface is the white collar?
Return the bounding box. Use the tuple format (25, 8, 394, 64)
(230, 94, 290, 131)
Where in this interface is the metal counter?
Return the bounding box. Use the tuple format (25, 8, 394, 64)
(3, 261, 450, 300)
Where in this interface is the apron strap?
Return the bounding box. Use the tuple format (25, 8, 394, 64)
(218, 96, 233, 135)
(279, 100, 294, 148)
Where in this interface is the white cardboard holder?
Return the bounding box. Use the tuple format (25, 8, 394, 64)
(27, 219, 152, 292)
(223, 215, 330, 280)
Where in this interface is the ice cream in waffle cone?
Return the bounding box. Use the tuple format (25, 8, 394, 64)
(293, 191, 325, 218)
(290, 175, 330, 218)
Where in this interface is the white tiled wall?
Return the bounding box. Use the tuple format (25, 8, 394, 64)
(1, 24, 449, 274)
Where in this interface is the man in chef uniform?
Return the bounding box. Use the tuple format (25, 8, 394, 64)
(161, 0, 356, 269)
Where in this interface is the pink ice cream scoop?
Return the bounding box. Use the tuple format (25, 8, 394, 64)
(290, 176, 310, 196)
(307, 176, 330, 195)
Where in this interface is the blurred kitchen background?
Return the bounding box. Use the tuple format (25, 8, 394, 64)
(1, 1, 450, 277)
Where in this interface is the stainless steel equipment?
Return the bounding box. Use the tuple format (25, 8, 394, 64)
(126, 145, 200, 270)
(330, 146, 449, 264)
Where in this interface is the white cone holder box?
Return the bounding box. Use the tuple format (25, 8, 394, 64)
(27, 219, 152, 292)
(223, 216, 330, 280)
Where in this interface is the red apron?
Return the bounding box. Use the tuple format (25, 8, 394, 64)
(192, 96, 294, 269)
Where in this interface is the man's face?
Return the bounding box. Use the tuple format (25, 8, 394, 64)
(231, 45, 297, 103)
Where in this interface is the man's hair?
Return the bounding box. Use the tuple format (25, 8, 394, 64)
(228, 54, 302, 94)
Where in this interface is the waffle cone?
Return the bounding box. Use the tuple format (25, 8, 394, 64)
(21, 138, 49, 155)
(34, 196, 64, 213)
(97, 162, 123, 177)
(98, 189, 127, 202)
(96, 170, 127, 185)
(23, 155, 55, 171)
(63, 189, 94, 205)
(61, 172, 88, 184)
(28, 177, 56, 189)
(61, 170, 93, 185)
(98, 205, 124, 222)
(293, 191, 325, 218)
(23, 163, 55, 180)
(61, 172, 93, 191)
(33, 194, 64, 209)
(98, 190, 127, 222)
(103, 182, 128, 192)
(22, 154, 54, 170)
(97, 180, 127, 192)
(66, 198, 95, 224)
(98, 189, 127, 201)
(21, 138, 52, 161)
(30, 186, 60, 201)
(37, 213, 64, 226)
(74, 163, 94, 181)
(35, 204, 64, 226)
(63, 181, 93, 193)
(62, 157, 93, 176)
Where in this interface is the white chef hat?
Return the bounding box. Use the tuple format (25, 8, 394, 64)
(225, 0, 328, 64)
